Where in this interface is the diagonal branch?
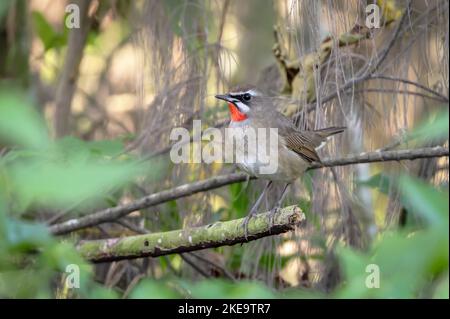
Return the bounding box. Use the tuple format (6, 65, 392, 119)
(49, 146, 449, 236)
(77, 205, 305, 263)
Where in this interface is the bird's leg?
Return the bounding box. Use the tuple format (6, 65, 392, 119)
(242, 181, 272, 239)
(268, 183, 290, 228)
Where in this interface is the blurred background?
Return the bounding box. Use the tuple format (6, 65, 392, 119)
(0, 0, 448, 298)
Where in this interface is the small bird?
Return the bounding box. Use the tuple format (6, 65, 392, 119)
(215, 85, 345, 237)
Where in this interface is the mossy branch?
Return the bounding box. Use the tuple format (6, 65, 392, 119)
(77, 205, 305, 263)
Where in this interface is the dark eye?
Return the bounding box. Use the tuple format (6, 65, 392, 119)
(242, 93, 251, 101)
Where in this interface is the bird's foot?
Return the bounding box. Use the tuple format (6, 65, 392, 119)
(241, 214, 253, 240)
(268, 206, 281, 231)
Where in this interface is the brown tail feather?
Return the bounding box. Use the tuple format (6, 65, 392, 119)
(313, 126, 346, 138)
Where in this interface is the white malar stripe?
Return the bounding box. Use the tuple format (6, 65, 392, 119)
(235, 101, 250, 113)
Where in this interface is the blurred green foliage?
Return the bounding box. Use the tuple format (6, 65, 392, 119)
(0, 88, 143, 297)
(336, 176, 448, 298)
(32, 11, 69, 52)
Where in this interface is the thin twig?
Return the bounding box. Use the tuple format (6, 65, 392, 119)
(294, 1, 413, 118)
(369, 75, 449, 102)
(179, 254, 210, 279)
(309, 146, 449, 169)
(188, 252, 236, 281)
(372, 0, 411, 73)
(352, 88, 448, 103)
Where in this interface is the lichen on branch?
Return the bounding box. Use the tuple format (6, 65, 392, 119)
(77, 205, 305, 263)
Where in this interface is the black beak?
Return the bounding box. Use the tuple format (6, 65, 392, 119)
(215, 94, 232, 102)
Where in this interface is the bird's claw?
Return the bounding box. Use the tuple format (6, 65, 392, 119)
(241, 214, 252, 240)
(268, 206, 280, 231)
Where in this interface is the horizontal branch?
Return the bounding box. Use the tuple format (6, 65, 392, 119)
(310, 146, 449, 169)
(50, 146, 449, 236)
(77, 205, 305, 263)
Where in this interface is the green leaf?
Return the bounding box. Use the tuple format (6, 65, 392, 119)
(3, 218, 52, 250)
(409, 109, 449, 143)
(399, 175, 449, 227)
(32, 11, 58, 51)
(54, 137, 125, 160)
(0, 89, 50, 149)
(9, 158, 141, 211)
(186, 279, 276, 299)
(86, 140, 125, 157)
(32, 11, 68, 51)
(0, 1, 13, 23)
(129, 280, 181, 299)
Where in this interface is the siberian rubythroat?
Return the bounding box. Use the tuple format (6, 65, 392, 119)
(215, 85, 345, 237)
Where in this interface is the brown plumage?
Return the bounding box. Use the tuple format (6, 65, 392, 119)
(284, 127, 346, 163)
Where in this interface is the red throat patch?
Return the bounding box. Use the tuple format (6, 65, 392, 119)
(228, 102, 247, 122)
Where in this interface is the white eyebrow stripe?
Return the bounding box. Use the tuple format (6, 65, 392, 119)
(229, 89, 261, 96)
(229, 91, 246, 95)
(247, 89, 260, 96)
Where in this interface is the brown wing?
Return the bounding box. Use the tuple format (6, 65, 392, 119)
(282, 127, 346, 163)
(283, 131, 321, 163)
(249, 102, 345, 163)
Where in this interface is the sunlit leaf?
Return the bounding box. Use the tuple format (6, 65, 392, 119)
(400, 175, 449, 227)
(32, 11, 67, 51)
(409, 109, 449, 143)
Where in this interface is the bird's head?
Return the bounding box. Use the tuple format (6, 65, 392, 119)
(215, 85, 262, 122)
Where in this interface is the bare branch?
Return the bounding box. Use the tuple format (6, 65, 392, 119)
(50, 173, 250, 235)
(49, 146, 449, 236)
(179, 254, 211, 278)
(77, 206, 305, 263)
(54, 0, 92, 137)
(371, 0, 411, 74)
(352, 88, 448, 103)
(309, 146, 449, 169)
(369, 75, 449, 102)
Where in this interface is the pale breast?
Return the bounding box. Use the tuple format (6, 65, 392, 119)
(226, 121, 310, 181)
